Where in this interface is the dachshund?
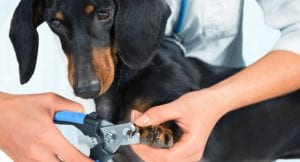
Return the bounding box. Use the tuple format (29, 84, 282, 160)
(9, 0, 300, 161)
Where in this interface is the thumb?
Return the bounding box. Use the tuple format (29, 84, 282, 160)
(38, 93, 84, 113)
(134, 103, 181, 127)
(131, 110, 143, 121)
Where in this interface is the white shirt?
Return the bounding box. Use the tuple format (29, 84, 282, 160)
(165, 0, 300, 67)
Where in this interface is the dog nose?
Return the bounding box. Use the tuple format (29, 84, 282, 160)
(74, 80, 100, 99)
(72, 56, 101, 98)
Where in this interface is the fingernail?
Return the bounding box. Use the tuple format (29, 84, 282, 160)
(134, 115, 150, 126)
(131, 111, 136, 121)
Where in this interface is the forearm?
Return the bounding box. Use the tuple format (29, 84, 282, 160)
(0, 92, 8, 99)
(206, 50, 300, 114)
(0, 92, 13, 109)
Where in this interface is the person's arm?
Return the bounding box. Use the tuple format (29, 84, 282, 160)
(131, 50, 300, 162)
(212, 50, 300, 112)
(0, 92, 93, 162)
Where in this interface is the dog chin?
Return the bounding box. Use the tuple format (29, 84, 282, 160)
(73, 87, 102, 99)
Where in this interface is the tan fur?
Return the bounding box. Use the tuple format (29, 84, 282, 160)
(139, 126, 174, 148)
(92, 47, 117, 94)
(86, 4, 95, 14)
(55, 11, 64, 20)
(67, 55, 75, 87)
(132, 97, 152, 113)
(125, 97, 152, 121)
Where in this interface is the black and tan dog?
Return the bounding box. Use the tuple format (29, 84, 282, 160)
(9, 0, 300, 161)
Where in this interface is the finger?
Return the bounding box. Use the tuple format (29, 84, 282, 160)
(132, 134, 201, 162)
(131, 144, 196, 162)
(46, 153, 61, 162)
(131, 144, 169, 162)
(27, 147, 61, 162)
(56, 154, 65, 162)
(38, 93, 84, 113)
(131, 110, 143, 121)
(134, 103, 182, 126)
(169, 133, 203, 160)
(48, 127, 92, 162)
(37, 154, 60, 162)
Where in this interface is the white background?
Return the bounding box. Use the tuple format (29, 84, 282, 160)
(0, 0, 298, 161)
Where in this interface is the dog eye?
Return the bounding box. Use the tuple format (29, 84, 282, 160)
(49, 19, 61, 29)
(96, 9, 110, 20)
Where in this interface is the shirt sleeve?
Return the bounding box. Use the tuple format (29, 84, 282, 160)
(257, 0, 300, 55)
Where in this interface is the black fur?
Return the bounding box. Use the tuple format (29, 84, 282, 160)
(115, 0, 171, 69)
(9, 0, 45, 84)
(10, 0, 300, 161)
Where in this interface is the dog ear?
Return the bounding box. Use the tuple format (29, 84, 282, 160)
(9, 0, 46, 84)
(115, 0, 171, 69)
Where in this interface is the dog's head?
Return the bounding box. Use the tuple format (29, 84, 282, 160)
(10, 0, 170, 98)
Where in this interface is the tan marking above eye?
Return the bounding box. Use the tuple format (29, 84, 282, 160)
(55, 11, 64, 20)
(86, 4, 95, 14)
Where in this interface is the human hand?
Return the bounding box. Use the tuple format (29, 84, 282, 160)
(131, 90, 227, 162)
(0, 92, 93, 162)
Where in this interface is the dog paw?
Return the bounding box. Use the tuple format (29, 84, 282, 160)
(138, 125, 173, 149)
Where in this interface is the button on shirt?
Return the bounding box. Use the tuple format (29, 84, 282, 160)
(165, 0, 300, 67)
